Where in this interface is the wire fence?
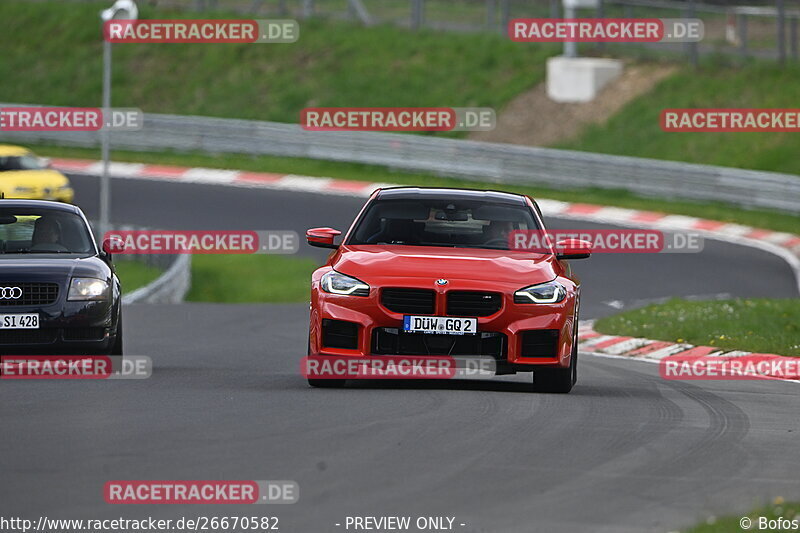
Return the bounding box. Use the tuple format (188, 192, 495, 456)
(64, 0, 800, 64)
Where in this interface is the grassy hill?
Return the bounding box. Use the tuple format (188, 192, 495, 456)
(3, 1, 799, 175)
(1, 1, 555, 123)
(560, 62, 800, 175)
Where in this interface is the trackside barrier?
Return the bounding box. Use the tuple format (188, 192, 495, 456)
(2, 104, 799, 214)
(121, 254, 191, 304)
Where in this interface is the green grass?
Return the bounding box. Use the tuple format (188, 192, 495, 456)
(114, 260, 163, 292)
(561, 62, 800, 176)
(36, 144, 800, 235)
(685, 498, 799, 532)
(187, 254, 317, 303)
(594, 298, 800, 356)
(0, 1, 555, 126)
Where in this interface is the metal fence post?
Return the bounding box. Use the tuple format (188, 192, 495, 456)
(302, 0, 314, 18)
(411, 0, 424, 30)
(500, 0, 510, 33)
(685, 0, 698, 67)
(487, 0, 496, 31)
(791, 16, 798, 60)
(597, 0, 605, 53)
(550, 0, 560, 19)
(777, 0, 786, 64)
(738, 13, 748, 58)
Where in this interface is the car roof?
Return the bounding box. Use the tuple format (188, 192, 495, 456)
(0, 145, 32, 157)
(0, 199, 81, 214)
(375, 187, 528, 205)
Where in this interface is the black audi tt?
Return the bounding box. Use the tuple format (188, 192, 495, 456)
(0, 199, 122, 355)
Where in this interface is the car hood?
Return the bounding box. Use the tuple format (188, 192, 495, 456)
(333, 245, 557, 286)
(1, 170, 69, 186)
(0, 256, 108, 281)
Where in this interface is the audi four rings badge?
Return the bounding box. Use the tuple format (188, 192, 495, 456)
(0, 287, 23, 299)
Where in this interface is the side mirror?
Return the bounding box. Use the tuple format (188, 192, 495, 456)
(555, 239, 591, 260)
(39, 157, 52, 169)
(102, 235, 125, 255)
(306, 227, 341, 249)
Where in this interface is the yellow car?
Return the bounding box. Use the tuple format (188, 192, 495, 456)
(0, 145, 74, 203)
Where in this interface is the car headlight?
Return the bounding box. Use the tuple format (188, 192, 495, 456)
(514, 280, 566, 304)
(68, 278, 109, 301)
(320, 270, 370, 296)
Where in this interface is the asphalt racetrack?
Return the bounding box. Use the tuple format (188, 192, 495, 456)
(1, 174, 798, 533)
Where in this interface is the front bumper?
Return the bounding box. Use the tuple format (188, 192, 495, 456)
(0, 299, 118, 355)
(310, 274, 578, 371)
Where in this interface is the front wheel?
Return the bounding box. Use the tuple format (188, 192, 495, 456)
(111, 314, 123, 355)
(531, 323, 578, 393)
(306, 336, 345, 388)
(307, 378, 346, 388)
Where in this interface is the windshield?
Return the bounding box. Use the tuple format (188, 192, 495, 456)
(0, 155, 44, 171)
(0, 208, 95, 255)
(347, 198, 540, 250)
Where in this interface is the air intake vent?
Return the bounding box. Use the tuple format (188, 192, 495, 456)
(322, 319, 359, 350)
(381, 288, 435, 315)
(521, 329, 560, 357)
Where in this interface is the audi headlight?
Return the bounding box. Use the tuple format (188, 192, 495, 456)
(320, 271, 370, 296)
(68, 278, 109, 301)
(514, 280, 566, 304)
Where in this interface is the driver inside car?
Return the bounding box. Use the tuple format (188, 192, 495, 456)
(30, 215, 66, 251)
(483, 220, 514, 248)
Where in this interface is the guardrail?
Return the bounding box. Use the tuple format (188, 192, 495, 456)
(92, 222, 192, 304)
(3, 107, 799, 214)
(121, 254, 192, 305)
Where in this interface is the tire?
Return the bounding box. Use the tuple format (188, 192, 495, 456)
(531, 363, 573, 393)
(307, 378, 346, 388)
(306, 337, 346, 388)
(108, 311, 123, 375)
(111, 314, 123, 355)
(531, 318, 578, 394)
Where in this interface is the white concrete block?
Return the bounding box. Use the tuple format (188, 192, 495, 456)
(546, 57, 624, 103)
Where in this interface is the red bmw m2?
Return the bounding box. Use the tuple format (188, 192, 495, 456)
(306, 187, 591, 393)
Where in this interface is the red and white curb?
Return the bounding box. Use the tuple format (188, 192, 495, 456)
(579, 320, 799, 382)
(52, 158, 397, 197)
(52, 157, 800, 293)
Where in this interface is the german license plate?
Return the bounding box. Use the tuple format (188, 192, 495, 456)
(403, 315, 477, 335)
(0, 313, 39, 329)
